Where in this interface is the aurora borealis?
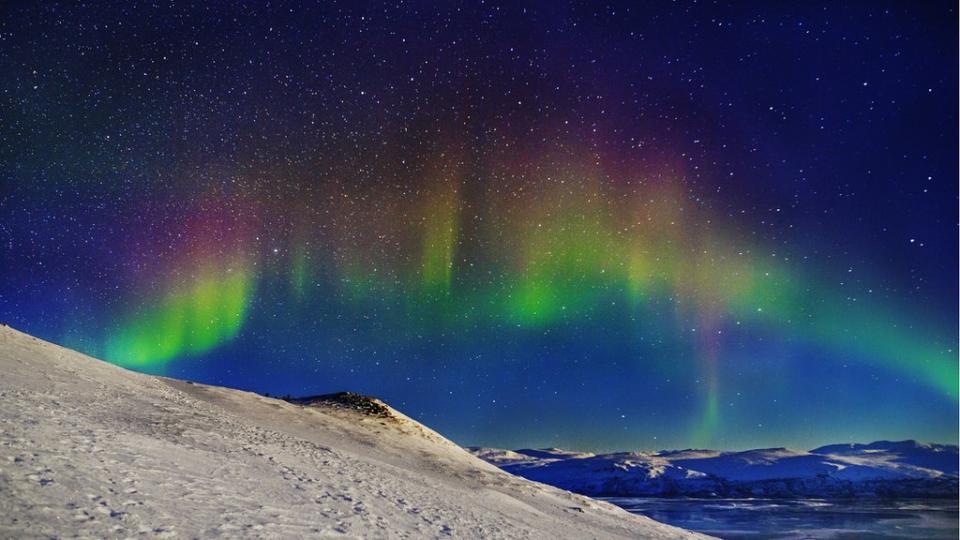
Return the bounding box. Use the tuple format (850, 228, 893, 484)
(1, 1, 957, 451)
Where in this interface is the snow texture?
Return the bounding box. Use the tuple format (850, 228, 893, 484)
(0, 325, 708, 539)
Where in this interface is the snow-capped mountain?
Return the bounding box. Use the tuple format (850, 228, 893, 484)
(0, 326, 706, 539)
(470, 441, 958, 499)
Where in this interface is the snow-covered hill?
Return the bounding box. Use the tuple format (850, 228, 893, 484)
(0, 325, 707, 539)
(469, 441, 958, 499)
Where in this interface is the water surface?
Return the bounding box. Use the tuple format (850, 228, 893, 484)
(606, 497, 959, 539)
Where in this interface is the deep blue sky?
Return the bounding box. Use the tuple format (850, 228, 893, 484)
(1, 1, 957, 451)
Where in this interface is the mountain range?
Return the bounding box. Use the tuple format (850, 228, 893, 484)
(469, 441, 959, 498)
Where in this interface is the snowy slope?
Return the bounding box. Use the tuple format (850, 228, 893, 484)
(0, 326, 708, 539)
(470, 442, 958, 499)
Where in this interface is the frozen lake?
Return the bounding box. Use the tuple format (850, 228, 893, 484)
(606, 497, 959, 539)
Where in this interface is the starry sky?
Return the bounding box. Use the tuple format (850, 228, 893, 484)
(1, 1, 957, 452)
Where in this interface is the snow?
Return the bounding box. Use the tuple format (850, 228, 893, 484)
(470, 442, 958, 499)
(0, 325, 708, 539)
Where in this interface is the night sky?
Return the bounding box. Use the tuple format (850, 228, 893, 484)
(1, 1, 957, 452)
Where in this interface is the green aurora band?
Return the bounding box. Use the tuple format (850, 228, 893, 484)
(105, 264, 254, 369)
(93, 166, 956, 445)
